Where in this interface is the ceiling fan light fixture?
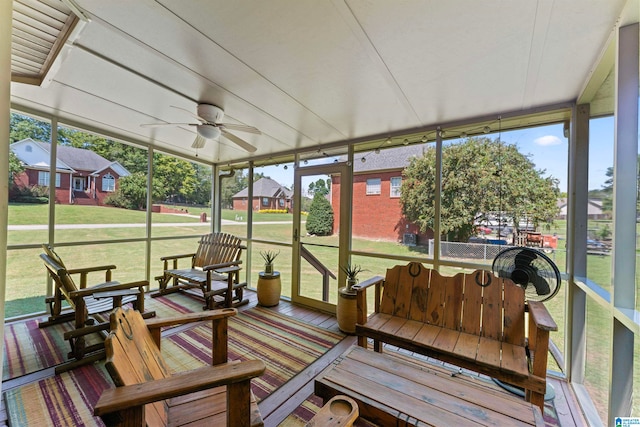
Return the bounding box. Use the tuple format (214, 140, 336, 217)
(198, 124, 221, 139)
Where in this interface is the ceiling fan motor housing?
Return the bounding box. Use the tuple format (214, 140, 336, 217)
(197, 104, 224, 123)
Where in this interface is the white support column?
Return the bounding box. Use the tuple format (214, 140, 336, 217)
(0, 0, 13, 391)
(433, 128, 443, 268)
(567, 104, 589, 384)
(609, 22, 639, 421)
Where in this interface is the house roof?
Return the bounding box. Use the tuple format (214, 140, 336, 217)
(11, 138, 130, 176)
(350, 144, 427, 173)
(233, 177, 290, 199)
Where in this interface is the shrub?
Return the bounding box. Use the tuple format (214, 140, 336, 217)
(258, 209, 288, 214)
(305, 193, 333, 236)
(10, 185, 49, 203)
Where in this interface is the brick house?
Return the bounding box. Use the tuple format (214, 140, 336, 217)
(232, 177, 292, 212)
(331, 144, 432, 244)
(10, 138, 130, 206)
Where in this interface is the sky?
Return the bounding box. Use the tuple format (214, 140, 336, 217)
(257, 116, 617, 194)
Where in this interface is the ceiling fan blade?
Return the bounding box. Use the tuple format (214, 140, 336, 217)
(221, 130, 257, 153)
(141, 122, 198, 128)
(170, 105, 207, 123)
(191, 134, 207, 149)
(221, 123, 261, 134)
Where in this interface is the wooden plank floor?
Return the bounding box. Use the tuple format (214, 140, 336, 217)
(0, 290, 586, 427)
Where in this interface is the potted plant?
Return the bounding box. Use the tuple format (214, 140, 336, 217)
(340, 263, 366, 293)
(337, 263, 368, 334)
(260, 250, 280, 275)
(257, 250, 281, 306)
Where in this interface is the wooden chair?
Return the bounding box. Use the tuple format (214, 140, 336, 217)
(39, 244, 155, 373)
(152, 232, 249, 309)
(94, 307, 265, 426)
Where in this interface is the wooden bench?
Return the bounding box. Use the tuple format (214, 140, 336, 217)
(94, 307, 265, 426)
(354, 262, 557, 410)
(152, 232, 248, 309)
(39, 245, 155, 374)
(315, 345, 545, 426)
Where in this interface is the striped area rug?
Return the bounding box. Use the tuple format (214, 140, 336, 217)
(3, 300, 344, 426)
(2, 293, 204, 381)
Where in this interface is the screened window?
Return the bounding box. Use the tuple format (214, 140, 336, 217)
(262, 197, 269, 206)
(102, 173, 115, 192)
(279, 198, 285, 207)
(366, 178, 381, 195)
(390, 177, 402, 197)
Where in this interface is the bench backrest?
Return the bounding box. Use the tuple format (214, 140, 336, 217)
(193, 232, 245, 268)
(40, 252, 84, 316)
(104, 307, 171, 426)
(380, 262, 526, 346)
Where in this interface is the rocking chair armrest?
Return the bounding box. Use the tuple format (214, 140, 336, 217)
(69, 281, 147, 298)
(528, 300, 558, 332)
(202, 260, 242, 271)
(144, 308, 237, 330)
(160, 253, 196, 262)
(94, 360, 266, 417)
(210, 265, 242, 275)
(66, 265, 117, 275)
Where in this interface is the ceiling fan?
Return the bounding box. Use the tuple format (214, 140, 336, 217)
(141, 104, 259, 153)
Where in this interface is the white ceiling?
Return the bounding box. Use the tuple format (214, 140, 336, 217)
(10, 0, 631, 164)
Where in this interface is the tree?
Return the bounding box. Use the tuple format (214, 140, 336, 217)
(401, 137, 560, 242)
(305, 193, 334, 236)
(105, 172, 148, 210)
(308, 178, 330, 197)
(9, 151, 24, 183)
(10, 113, 50, 143)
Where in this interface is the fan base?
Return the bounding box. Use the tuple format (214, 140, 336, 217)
(491, 378, 556, 401)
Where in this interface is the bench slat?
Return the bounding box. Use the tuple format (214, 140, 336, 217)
(477, 336, 502, 368)
(461, 272, 483, 336)
(481, 272, 504, 341)
(441, 271, 463, 330)
(426, 269, 446, 326)
(503, 282, 526, 347)
(501, 342, 529, 377)
(452, 331, 480, 360)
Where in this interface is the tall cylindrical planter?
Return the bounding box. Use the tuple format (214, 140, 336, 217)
(337, 286, 357, 334)
(257, 271, 281, 307)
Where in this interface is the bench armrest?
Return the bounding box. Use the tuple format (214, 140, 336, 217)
(70, 280, 147, 298)
(94, 360, 265, 416)
(145, 308, 237, 364)
(528, 301, 558, 331)
(160, 253, 196, 262)
(144, 308, 237, 330)
(203, 260, 243, 271)
(352, 275, 384, 292)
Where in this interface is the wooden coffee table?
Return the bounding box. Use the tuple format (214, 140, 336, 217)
(315, 346, 545, 426)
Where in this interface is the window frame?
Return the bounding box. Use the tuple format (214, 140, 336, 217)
(366, 178, 381, 195)
(102, 173, 116, 192)
(390, 176, 402, 198)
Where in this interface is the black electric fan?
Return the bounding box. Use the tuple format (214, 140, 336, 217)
(491, 246, 561, 401)
(492, 246, 561, 303)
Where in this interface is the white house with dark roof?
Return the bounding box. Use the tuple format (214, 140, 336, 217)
(10, 138, 130, 206)
(232, 177, 292, 212)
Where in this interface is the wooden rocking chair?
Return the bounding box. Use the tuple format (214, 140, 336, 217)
(39, 244, 155, 373)
(152, 232, 249, 309)
(94, 307, 265, 426)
